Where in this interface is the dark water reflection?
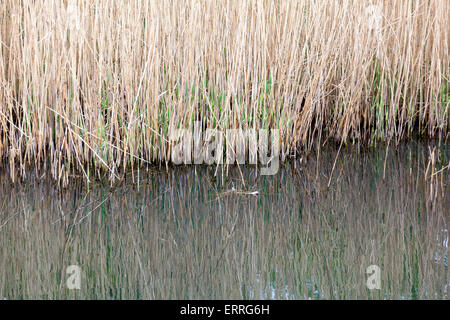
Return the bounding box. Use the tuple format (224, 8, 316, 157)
(0, 142, 448, 299)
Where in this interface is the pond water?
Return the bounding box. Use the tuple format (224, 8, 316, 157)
(0, 142, 448, 299)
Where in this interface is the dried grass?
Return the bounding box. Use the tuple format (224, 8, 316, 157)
(0, 0, 448, 185)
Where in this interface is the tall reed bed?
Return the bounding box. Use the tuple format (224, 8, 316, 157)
(0, 0, 448, 184)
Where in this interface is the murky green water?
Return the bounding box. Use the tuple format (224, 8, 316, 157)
(0, 143, 448, 299)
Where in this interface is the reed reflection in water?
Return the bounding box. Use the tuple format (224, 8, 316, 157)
(0, 143, 448, 299)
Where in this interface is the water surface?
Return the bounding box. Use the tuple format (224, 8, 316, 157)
(0, 142, 448, 299)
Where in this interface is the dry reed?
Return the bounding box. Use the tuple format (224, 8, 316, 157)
(0, 0, 448, 185)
